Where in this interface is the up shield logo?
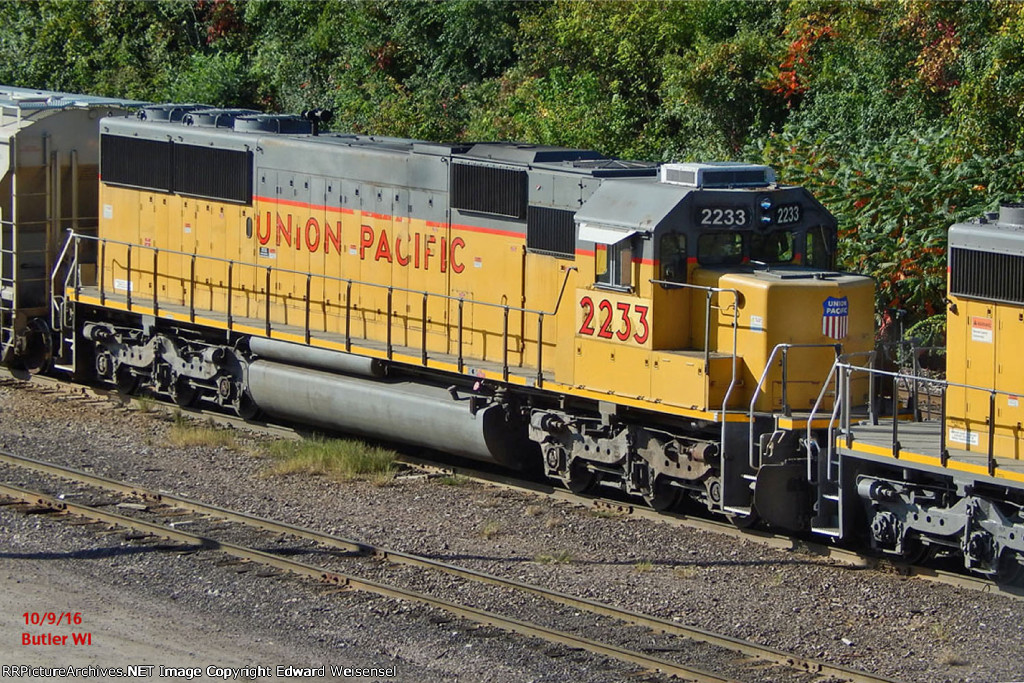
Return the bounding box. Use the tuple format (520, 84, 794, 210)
(822, 296, 849, 340)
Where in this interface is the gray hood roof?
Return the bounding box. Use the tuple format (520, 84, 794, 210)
(574, 178, 686, 233)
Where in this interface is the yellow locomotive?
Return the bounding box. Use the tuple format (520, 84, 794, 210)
(831, 204, 1024, 577)
(70, 102, 874, 525)
(3, 87, 1020, 578)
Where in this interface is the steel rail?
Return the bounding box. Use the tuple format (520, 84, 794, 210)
(0, 448, 898, 683)
(0, 479, 731, 683)
(3, 368, 1021, 604)
(391, 454, 1024, 600)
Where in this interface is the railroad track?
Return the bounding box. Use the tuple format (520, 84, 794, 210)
(0, 448, 897, 683)
(2, 369, 1021, 603)
(392, 454, 1024, 599)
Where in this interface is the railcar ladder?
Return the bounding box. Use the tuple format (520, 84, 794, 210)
(810, 370, 847, 538)
(0, 116, 13, 361)
(0, 210, 14, 361)
(810, 439, 843, 537)
(0, 189, 54, 363)
(0, 284, 14, 361)
(49, 231, 77, 373)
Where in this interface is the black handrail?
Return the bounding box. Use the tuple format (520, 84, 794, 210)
(189, 255, 197, 323)
(125, 244, 132, 311)
(67, 233, 576, 383)
(152, 248, 159, 316)
(822, 360, 1015, 478)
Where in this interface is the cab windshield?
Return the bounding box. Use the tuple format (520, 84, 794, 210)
(750, 230, 795, 265)
(697, 233, 743, 266)
(805, 226, 835, 269)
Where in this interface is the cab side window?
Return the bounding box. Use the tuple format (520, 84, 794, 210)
(697, 233, 743, 266)
(659, 233, 687, 283)
(596, 238, 633, 289)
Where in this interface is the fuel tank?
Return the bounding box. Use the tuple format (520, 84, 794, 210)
(246, 360, 532, 468)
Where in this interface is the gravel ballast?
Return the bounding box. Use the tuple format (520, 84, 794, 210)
(0, 379, 1021, 682)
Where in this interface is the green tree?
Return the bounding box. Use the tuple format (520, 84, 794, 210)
(466, 0, 784, 158)
(244, 0, 525, 139)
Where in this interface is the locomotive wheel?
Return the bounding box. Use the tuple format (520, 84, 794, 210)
(644, 478, 681, 512)
(995, 553, 1024, 585)
(169, 375, 199, 408)
(114, 365, 138, 394)
(233, 390, 261, 421)
(727, 507, 760, 529)
(11, 319, 52, 375)
(564, 459, 597, 494)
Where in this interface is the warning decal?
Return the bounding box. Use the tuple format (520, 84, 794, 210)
(971, 317, 993, 343)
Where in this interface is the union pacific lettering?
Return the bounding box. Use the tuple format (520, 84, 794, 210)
(256, 212, 342, 254)
(255, 211, 466, 273)
(360, 225, 466, 273)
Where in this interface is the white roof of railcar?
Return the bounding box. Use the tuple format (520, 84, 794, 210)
(0, 85, 143, 111)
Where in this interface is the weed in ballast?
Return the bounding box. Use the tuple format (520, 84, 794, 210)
(167, 423, 237, 449)
(480, 521, 500, 539)
(673, 566, 699, 580)
(435, 474, 472, 487)
(534, 550, 572, 565)
(265, 436, 397, 483)
(134, 395, 156, 413)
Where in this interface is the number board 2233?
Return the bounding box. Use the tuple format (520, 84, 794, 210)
(575, 290, 651, 348)
(696, 206, 749, 228)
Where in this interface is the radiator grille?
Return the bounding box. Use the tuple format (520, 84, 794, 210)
(526, 206, 575, 259)
(451, 163, 527, 218)
(101, 134, 252, 204)
(950, 246, 1024, 304)
(100, 135, 171, 192)
(173, 144, 252, 203)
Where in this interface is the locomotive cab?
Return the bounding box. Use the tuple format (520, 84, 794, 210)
(571, 163, 874, 415)
(556, 163, 873, 521)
